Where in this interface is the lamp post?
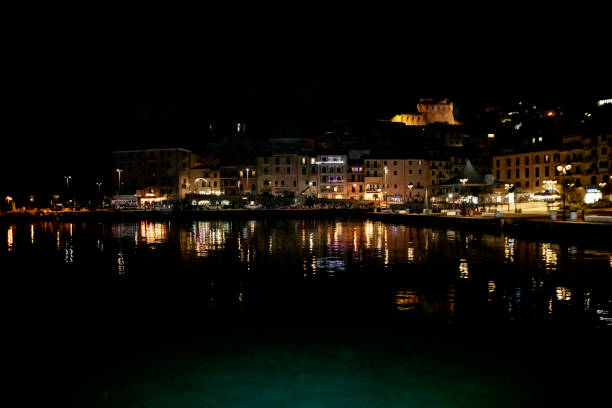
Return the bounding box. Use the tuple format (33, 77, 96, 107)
(116, 169, 123, 196)
(407, 182, 414, 203)
(504, 183, 514, 212)
(599, 182, 607, 201)
(459, 178, 468, 198)
(5, 196, 13, 212)
(64, 175, 71, 191)
(556, 164, 571, 221)
(96, 182, 102, 208)
(383, 166, 388, 207)
(459, 178, 469, 215)
(245, 168, 250, 195)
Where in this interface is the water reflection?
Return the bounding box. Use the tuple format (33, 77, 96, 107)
(504, 237, 515, 263)
(458, 259, 469, 279)
(395, 290, 419, 311)
(5, 219, 612, 326)
(7, 225, 14, 251)
(541, 243, 558, 272)
(117, 250, 125, 275)
(556, 287, 572, 301)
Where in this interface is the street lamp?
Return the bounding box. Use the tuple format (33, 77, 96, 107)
(245, 168, 250, 195)
(384, 166, 388, 207)
(556, 164, 571, 220)
(5, 196, 13, 211)
(504, 183, 514, 212)
(407, 182, 414, 203)
(599, 182, 607, 200)
(96, 182, 102, 208)
(459, 178, 469, 214)
(64, 175, 72, 191)
(116, 169, 123, 196)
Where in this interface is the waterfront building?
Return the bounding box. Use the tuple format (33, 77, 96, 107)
(237, 165, 257, 196)
(317, 154, 348, 199)
(256, 154, 300, 197)
(189, 165, 221, 196)
(493, 133, 611, 196)
(346, 162, 365, 201)
(219, 165, 240, 196)
(297, 155, 318, 197)
(111, 148, 193, 204)
(493, 148, 561, 195)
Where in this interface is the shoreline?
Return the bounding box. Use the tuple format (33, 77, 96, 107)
(1, 209, 611, 246)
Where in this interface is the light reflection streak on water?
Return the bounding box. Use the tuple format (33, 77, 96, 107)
(7, 225, 14, 251)
(185, 221, 227, 258)
(7, 220, 612, 325)
(505, 237, 515, 263)
(458, 258, 469, 279)
(140, 221, 167, 245)
(65, 244, 74, 263)
(556, 287, 572, 301)
(30, 224, 35, 244)
(117, 250, 125, 275)
(541, 243, 558, 272)
(407, 247, 414, 263)
(488, 280, 496, 293)
(396, 290, 419, 311)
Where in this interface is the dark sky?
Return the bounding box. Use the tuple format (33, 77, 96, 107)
(2, 6, 610, 196)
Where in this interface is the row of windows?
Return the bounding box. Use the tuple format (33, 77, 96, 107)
(322, 176, 343, 182)
(263, 157, 293, 165)
(498, 166, 552, 179)
(364, 169, 423, 177)
(262, 180, 318, 187)
(497, 150, 609, 168)
(117, 150, 186, 160)
(320, 167, 343, 173)
(365, 160, 423, 168)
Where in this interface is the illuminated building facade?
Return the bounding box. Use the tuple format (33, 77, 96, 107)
(363, 158, 430, 203)
(297, 155, 318, 197)
(390, 98, 458, 126)
(237, 166, 257, 195)
(189, 166, 221, 196)
(112, 148, 193, 202)
(494, 133, 611, 195)
(317, 154, 348, 199)
(256, 154, 300, 197)
(493, 149, 561, 194)
(346, 163, 365, 201)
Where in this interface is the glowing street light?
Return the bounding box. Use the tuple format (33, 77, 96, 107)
(64, 175, 72, 190)
(407, 182, 414, 203)
(384, 166, 388, 206)
(5, 196, 14, 211)
(600, 182, 609, 201)
(116, 169, 123, 196)
(556, 164, 572, 220)
(246, 168, 250, 195)
(505, 183, 514, 212)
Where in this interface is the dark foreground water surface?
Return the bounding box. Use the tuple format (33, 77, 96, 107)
(3, 218, 611, 407)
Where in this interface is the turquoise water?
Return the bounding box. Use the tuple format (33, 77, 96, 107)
(3, 219, 611, 406)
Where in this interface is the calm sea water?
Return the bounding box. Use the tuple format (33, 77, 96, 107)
(3, 218, 611, 328)
(4, 218, 612, 406)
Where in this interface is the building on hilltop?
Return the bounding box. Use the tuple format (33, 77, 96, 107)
(390, 98, 458, 126)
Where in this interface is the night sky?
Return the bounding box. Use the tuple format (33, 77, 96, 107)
(2, 7, 610, 197)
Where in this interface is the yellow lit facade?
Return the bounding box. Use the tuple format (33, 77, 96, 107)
(390, 98, 458, 126)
